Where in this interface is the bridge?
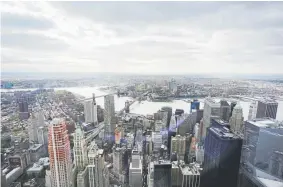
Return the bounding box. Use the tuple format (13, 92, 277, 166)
(85, 122, 105, 144)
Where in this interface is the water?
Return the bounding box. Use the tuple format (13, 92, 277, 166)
(2, 87, 283, 121)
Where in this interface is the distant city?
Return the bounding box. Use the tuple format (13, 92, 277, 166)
(1, 75, 283, 187)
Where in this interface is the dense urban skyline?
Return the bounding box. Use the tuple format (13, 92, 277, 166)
(1, 1, 283, 74)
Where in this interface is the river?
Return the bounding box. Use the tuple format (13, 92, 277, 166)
(1, 86, 283, 121)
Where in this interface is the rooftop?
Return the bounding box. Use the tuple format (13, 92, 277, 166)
(210, 127, 240, 140)
(180, 163, 201, 176)
(248, 118, 282, 128)
(28, 144, 43, 151)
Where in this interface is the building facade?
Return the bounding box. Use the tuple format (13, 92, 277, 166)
(202, 126, 242, 187)
(48, 118, 72, 187)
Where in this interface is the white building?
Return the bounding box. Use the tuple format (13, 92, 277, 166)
(74, 126, 88, 171)
(179, 162, 201, 187)
(129, 150, 142, 187)
(77, 167, 88, 187)
(229, 104, 244, 135)
(202, 97, 220, 139)
(88, 146, 109, 187)
(84, 100, 98, 124)
(152, 132, 163, 153)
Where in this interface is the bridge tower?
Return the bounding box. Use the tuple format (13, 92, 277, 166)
(125, 101, 130, 113)
(92, 93, 96, 105)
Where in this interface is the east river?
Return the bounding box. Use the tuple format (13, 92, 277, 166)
(1, 86, 283, 121)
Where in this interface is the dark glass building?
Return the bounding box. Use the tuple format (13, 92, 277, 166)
(154, 161, 172, 187)
(201, 126, 242, 187)
(238, 119, 283, 187)
(220, 100, 231, 122)
(256, 100, 278, 119)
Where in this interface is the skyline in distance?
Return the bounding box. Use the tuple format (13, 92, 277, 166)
(1, 2, 283, 74)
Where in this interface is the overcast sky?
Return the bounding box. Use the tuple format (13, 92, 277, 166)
(1, 1, 283, 74)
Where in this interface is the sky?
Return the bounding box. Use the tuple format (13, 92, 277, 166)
(1, 1, 283, 75)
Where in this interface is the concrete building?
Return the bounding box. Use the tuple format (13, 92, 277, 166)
(248, 99, 278, 120)
(202, 126, 242, 187)
(229, 104, 244, 135)
(88, 146, 109, 187)
(48, 118, 72, 187)
(28, 144, 46, 163)
(37, 126, 48, 145)
(83, 100, 98, 124)
(161, 106, 173, 129)
(152, 132, 163, 153)
(238, 119, 283, 187)
(28, 113, 38, 143)
(202, 97, 220, 139)
(129, 150, 142, 187)
(170, 135, 186, 161)
(113, 147, 127, 175)
(179, 162, 201, 187)
(77, 167, 88, 187)
(104, 95, 115, 141)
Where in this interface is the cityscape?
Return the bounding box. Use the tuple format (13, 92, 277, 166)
(1, 1, 283, 187)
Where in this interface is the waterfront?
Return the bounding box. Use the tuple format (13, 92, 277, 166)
(2, 86, 283, 120)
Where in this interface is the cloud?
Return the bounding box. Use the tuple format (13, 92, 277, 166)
(1, 1, 283, 74)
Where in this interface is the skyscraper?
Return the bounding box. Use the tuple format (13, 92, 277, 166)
(229, 101, 237, 118)
(219, 100, 231, 122)
(84, 100, 97, 124)
(129, 150, 142, 187)
(238, 119, 283, 187)
(48, 118, 72, 187)
(248, 99, 278, 120)
(154, 161, 172, 187)
(161, 106, 172, 128)
(202, 97, 220, 139)
(170, 135, 186, 161)
(88, 145, 109, 187)
(18, 97, 29, 120)
(229, 104, 244, 135)
(104, 95, 115, 141)
(201, 126, 242, 187)
(28, 113, 38, 143)
(74, 125, 88, 171)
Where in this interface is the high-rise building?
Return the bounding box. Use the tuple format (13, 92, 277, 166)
(161, 106, 172, 129)
(170, 135, 186, 161)
(88, 145, 109, 187)
(18, 97, 30, 120)
(84, 100, 98, 124)
(28, 113, 38, 143)
(229, 104, 244, 135)
(202, 97, 220, 139)
(179, 162, 201, 187)
(238, 119, 283, 187)
(113, 147, 128, 175)
(229, 101, 237, 118)
(220, 100, 231, 122)
(37, 126, 48, 145)
(74, 125, 88, 171)
(48, 118, 72, 187)
(154, 161, 172, 187)
(129, 150, 142, 187)
(248, 99, 278, 120)
(191, 100, 200, 113)
(152, 132, 163, 153)
(201, 126, 242, 187)
(104, 95, 115, 141)
(77, 167, 89, 187)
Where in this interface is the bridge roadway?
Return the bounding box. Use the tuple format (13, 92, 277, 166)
(85, 122, 105, 144)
